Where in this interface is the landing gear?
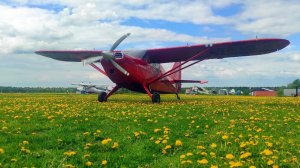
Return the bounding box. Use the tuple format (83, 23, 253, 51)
(176, 93, 180, 100)
(152, 92, 161, 103)
(98, 92, 107, 102)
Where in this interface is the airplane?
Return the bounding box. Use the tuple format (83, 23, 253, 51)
(71, 82, 112, 94)
(35, 33, 289, 103)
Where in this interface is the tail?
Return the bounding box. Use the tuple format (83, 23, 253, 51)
(170, 62, 182, 93)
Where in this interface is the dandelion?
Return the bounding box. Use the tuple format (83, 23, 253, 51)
(83, 132, 90, 136)
(84, 154, 90, 158)
(64, 164, 75, 168)
(210, 143, 217, 148)
(222, 135, 229, 140)
(164, 145, 171, 150)
(186, 152, 193, 156)
(22, 141, 29, 145)
(267, 160, 274, 165)
(134, 132, 140, 137)
(175, 140, 182, 146)
(155, 140, 160, 144)
(240, 152, 251, 159)
(162, 149, 167, 154)
(85, 161, 93, 166)
(0, 148, 4, 154)
(249, 166, 256, 168)
(226, 154, 235, 160)
(261, 149, 273, 156)
(102, 160, 107, 166)
(211, 165, 218, 168)
(180, 154, 186, 159)
(64, 151, 77, 156)
(102, 138, 112, 145)
(229, 161, 243, 167)
(11, 158, 17, 162)
(112, 142, 119, 149)
(197, 159, 208, 164)
(154, 128, 161, 133)
(197, 145, 205, 149)
(265, 142, 273, 147)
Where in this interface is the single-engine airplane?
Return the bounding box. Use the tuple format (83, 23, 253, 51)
(72, 82, 111, 94)
(35, 33, 289, 103)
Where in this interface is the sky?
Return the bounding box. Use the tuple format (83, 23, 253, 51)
(0, 0, 299, 87)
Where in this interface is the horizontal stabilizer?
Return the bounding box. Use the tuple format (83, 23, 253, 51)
(160, 80, 208, 84)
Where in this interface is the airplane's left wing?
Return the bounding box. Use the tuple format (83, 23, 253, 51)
(35, 50, 103, 62)
(143, 38, 289, 63)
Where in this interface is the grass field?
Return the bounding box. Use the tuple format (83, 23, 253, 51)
(0, 93, 299, 167)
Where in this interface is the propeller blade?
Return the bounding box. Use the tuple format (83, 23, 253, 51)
(101, 51, 114, 60)
(110, 33, 131, 51)
(110, 59, 129, 76)
(82, 56, 102, 66)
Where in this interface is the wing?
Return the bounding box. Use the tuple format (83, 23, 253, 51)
(35, 50, 103, 62)
(144, 38, 289, 63)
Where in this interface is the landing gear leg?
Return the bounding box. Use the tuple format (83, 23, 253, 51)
(176, 93, 180, 100)
(98, 85, 120, 102)
(143, 84, 161, 103)
(98, 92, 107, 102)
(152, 92, 161, 103)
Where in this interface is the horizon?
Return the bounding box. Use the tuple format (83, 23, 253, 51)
(0, 0, 299, 87)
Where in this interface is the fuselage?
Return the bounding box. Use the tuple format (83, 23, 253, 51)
(100, 54, 178, 94)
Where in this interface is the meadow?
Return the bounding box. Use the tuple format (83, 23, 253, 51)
(0, 93, 299, 167)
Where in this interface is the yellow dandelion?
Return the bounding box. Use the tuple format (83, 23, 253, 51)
(134, 132, 140, 137)
(22, 141, 29, 145)
(155, 140, 160, 144)
(101, 138, 112, 145)
(210, 143, 217, 148)
(249, 166, 256, 168)
(85, 161, 93, 166)
(240, 152, 251, 159)
(0, 148, 4, 154)
(222, 135, 229, 140)
(162, 149, 167, 154)
(180, 154, 186, 159)
(165, 145, 171, 150)
(229, 161, 243, 167)
(64, 151, 77, 156)
(84, 154, 90, 158)
(265, 142, 273, 147)
(11, 158, 17, 162)
(102, 160, 107, 166)
(226, 154, 235, 160)
(197, 145, 206, 149)
(154, 128, 161, 133)
(150, 137, 154, 140)
(272, 165, 279, 168)
(197, 159, 208, 164)
(211, 165, 218, 168)
(261, 149, 273, 156)
(112, 142, 119, 149)
(186, 152, 193, 156)
(64, 164, 75, 168)
(175, 140, 182, 146)
(267, 160, 274, 165)
(83, 132, 90, 136)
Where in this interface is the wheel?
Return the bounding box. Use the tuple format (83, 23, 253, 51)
(98, 92, 107, 102)
(152, 92, 161, 103)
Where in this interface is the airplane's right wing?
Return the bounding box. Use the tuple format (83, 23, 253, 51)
(35, 50, 103, 62)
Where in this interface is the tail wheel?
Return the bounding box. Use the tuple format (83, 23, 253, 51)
(152, 92, 161, 103)
(98, 92, 107, 102)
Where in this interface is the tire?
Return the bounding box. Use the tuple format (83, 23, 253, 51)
(152, 92, 161, 103)
(98, 92, 107, 102)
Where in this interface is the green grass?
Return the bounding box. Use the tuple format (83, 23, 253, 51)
(0, 94, 299, 167)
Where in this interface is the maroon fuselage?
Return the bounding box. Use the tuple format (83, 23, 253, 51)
(101, 55, 178, 94)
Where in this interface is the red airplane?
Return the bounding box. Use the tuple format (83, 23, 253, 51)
(35, 33, 289, 103)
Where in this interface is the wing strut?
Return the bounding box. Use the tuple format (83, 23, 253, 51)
(148, 48, 211, 84)
(90, 63, 107, 76)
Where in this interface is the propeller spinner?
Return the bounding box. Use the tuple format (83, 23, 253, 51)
(82, 33, 131, 76)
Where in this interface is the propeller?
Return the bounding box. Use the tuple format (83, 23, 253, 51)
(82, 33, 131, 76)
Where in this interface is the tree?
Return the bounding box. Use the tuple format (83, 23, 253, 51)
(287, 79, 300, 88)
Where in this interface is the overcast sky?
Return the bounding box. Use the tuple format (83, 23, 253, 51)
(0, 0, 299, 87)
